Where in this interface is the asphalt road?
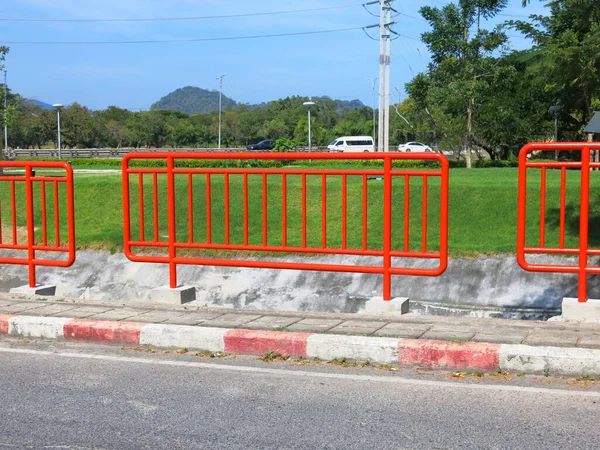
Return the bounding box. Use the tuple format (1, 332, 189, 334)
(0, 339, 599, 450)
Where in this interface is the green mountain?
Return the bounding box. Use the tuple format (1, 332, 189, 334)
(150, 86, 366, 115)
(150, 86, 236, 114)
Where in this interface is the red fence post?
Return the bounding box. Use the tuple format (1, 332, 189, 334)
(383, 156, 392, 300)
(579, 146, 591, 302)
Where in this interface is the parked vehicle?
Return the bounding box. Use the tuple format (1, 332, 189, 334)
(327, 136, 374, 152)
(397, 142, 433, 153)
(246, 139, 275, 151)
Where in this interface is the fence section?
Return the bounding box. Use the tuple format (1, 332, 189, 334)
(0, 160, 76, 287)
(122, 152, 449, 300)
(517, 142, 600, 302)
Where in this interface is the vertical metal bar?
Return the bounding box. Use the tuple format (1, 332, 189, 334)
(383, 157, 392, 300)
(224, 173, 230, 245)
(138, 172, 145, 241)
(540, 167, 546, 248)
(404, 175, 410, 252)
(153, 172, 159, 242)
(262, 173, 267, 246)
(25, 166, 36, 288)
(302, 173, 307, 248)
(422, 175, 428, 253)
(41, 181, 47, 246)
(321, 174, 327, 248)
(362, 174, 368, 250)
(206, 173, 212, 244)
(11, 180, 16, 244)
(342, 174, 347, 250)
(243, 173, 249, 246)
(53, 180, 60, 246)
(282, 174, 287, 247)
(188, 173, 194, 244)
(559, 166, 566, 249)
(579, 147, 591, 303)
(167, 157, 177, 289)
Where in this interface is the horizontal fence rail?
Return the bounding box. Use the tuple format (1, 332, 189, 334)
(122, 152, 449, 300)
(517, 142, 600, 303)
(0, 160, 76, 287)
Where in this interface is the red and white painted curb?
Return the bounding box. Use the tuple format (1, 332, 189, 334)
(2, 313, 600, 376)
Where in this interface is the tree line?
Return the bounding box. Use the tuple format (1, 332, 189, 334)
(1, 0, 598, 159)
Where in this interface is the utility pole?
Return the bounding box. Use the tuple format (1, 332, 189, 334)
(377, 0, 386, 152)
(367, 77, 379, 147)
(217, 74, 225, 150)
(383, 2, 391, 153)
(3, 69, 7, 157)
(376, 0, 393, 152)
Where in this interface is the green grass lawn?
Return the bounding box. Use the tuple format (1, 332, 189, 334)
(1, 166, 597, 256)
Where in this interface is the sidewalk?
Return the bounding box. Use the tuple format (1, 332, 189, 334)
(2, 293, 600, 376)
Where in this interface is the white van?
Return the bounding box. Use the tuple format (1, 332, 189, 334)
(327, 136, 374, 153)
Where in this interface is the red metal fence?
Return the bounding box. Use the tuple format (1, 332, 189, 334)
(122, 152, 449, 300)
(517, 142, 600, 303)
(0, 161, 76, 287)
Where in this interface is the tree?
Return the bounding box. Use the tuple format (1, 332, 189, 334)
(411, 0, 509, 166)
(510, 0, 600, 137)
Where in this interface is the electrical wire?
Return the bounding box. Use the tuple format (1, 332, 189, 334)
(0, 4, 362, 23)
(3, 27, 366, 45)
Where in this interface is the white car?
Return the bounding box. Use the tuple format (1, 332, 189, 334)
(397, 142, 433, 153)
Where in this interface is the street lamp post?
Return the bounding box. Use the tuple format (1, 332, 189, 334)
(217, 75, 225, 150)
(367, 77, 379, 149)
(53, 104, 64, 159)
(549, 105, 561, 161)
(303, 100, 316, 152)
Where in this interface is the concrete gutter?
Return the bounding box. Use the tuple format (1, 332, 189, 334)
(2, 295, 600, 377)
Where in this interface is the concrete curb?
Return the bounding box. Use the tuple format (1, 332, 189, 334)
(2, 314, 600, 376)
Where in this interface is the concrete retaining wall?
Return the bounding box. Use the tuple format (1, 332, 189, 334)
(0, 250, 593, 313)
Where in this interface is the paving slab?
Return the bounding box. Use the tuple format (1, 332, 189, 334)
(48, 306, 115, 319)
(0, 299, 19, 307)
(125, 310, 190, 324)
(421, 329, 476, 342)
(523, 331, 580, 347)
(162, 311, 226, 326)
(577, 333, 600, 349)
(86, 308, 149, 321)
(200, 313, 263, 328)
(14, 304, 78, 317)
(286, 318, 343, 333)
(471, 333, 528, 345)
(242, 316, 303, 330)
(328, 320, 388, 336)
(373, 323, 432, 339)
(0, 302, 48, 314)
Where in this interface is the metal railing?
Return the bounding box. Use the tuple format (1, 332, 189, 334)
(122, 152, 449, 300)
(0, 161, 76, 287)
(517, 142, 600, 303)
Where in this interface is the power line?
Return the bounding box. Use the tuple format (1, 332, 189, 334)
(3, 26, 366, 45)
(0, 4, 362, 23)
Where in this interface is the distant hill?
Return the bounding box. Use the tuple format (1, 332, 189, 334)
(312, 96, 366, 112)
(151, 86, 236, 114)
(26, 99, 53, 110)
(150, 86, 366, 115)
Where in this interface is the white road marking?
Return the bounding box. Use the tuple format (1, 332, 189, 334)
(1, 345, 599, 398)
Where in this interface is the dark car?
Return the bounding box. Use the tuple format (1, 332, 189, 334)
(246, 139, 275, 151)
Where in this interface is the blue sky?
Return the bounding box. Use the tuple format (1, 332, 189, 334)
(2, 0, 548, 111)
